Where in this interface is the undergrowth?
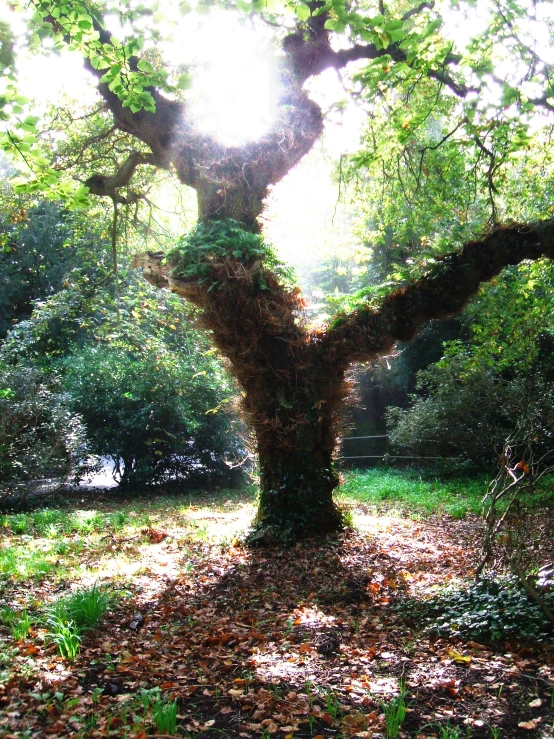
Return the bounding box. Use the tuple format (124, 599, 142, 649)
(401, 574, 554, 644)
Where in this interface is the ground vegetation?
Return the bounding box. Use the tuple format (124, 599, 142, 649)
(0, 478, 552, 737)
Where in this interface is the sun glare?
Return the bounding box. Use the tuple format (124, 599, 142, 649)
(165, 14, 281, 147)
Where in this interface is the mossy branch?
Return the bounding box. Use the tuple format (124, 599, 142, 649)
(319, 219, 554, 369)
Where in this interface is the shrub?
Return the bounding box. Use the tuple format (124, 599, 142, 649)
(424, 575, 554, 643)
(387, 359, 554, 469)
(0, 361, 90, 506)
(61, 342, 243, 487)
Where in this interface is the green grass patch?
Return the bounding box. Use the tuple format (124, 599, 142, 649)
(338, 468, 485, 517)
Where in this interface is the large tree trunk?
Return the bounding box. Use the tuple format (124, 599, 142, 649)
(133, 219, 554, 542)
(249, 366, 346, 541)
(134, 239, 349, 541)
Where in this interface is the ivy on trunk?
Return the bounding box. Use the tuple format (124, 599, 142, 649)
(133, 219, 554, 541)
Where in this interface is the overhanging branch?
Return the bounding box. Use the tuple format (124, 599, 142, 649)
(318, 219, 554, 369)
(84, 150, 155, 204)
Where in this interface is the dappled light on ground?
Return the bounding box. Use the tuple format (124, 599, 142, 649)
(0, 489, 552, 737)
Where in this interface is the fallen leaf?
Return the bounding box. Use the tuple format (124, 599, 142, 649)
(448, 649, 471, 666)
(518, 720, 538, 730)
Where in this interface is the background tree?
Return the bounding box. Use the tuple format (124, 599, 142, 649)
(2, 0, 554, 540)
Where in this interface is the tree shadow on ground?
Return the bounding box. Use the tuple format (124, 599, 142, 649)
(2, 514, 552, 738)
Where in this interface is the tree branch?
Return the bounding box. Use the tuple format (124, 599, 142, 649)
(318, 219, 554, 370)
(401, 1, 435, 22)
(84, 150, 155, 204)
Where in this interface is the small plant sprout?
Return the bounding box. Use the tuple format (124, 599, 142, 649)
(325, 689, 342, 720)
(152, 695, 178, 735)
(381, 681, 408, 739)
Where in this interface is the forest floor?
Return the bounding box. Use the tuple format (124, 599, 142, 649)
(0, 472, 553, 739)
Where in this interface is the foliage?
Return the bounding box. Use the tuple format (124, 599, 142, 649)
(0, 200, 103, 338)
(387, 261, 554, 468)
(55, 583, 113, 631)
(44, 614, 81, 660)
(0, 360, 90, 503)
(60, 340, 240, 487)
(168, 219, 295, 290)
(152, 696, 178, 735)
(387, 362, 554, 468)
(381, 682, 408, 739)
(44, 584, 113, 659)
(2, 0, 554, 542)
(424, 575, 554, 644)
(0, 608, 32, 641)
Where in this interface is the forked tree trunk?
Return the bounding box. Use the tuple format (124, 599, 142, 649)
(133, 219, 554, 542)
(143, 246, 350, 540)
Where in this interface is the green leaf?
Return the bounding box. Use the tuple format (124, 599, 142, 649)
(294, 3, 311, 21)
(387, 28, 405, 42)
(324, 19, 346, 33)
(383, 19, 403, 31)
(137, 59, 154, 73)
(369, 14, 385, 26)
(422, 19, 442, 38)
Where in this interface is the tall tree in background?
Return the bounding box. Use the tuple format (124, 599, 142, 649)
(2, 0, 554, 540)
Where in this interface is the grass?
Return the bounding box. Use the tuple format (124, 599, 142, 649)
(51, 583, 114, 631)
(0, 607, 33, 640)
(152, 696, 178, 735)
(381, 682, 408, 738)
(45, 615, 81, 660)
(339, 468, 486, 517)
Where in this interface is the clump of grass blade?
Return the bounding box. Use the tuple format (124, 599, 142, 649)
(45, 615, 81, 660)
(381, 683, 408, 739)
(64, 583, 112, 630)
(152, 696, 178, 735)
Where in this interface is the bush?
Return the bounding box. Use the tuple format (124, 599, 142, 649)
(61, 342, 242, 487)
(387, 358, 554, 469)
(0, 361, 89, 505)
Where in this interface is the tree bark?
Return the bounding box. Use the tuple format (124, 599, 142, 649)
(133, 219, 554, 540)
(132, 245, 349, 540)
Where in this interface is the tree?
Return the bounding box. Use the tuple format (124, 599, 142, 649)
(388, 260, 554, 467)
(2, 0, 554, 540)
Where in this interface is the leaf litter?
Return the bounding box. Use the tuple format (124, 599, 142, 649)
(0, 491, 552, 738)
